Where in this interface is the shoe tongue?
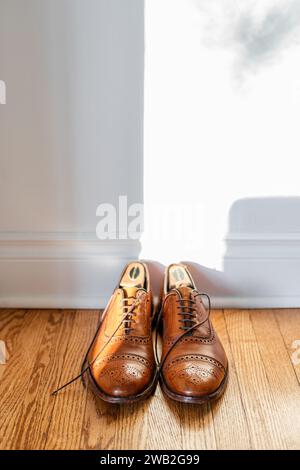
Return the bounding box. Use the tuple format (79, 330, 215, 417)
(123, 286, 146, 299)
(124, 287, 139, 297)
(176, 285, 192, 299)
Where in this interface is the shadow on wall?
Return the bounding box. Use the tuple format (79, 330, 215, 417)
(182, 197, 300, 308)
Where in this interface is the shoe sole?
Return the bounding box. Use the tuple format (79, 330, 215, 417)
(159, 367, 229, 405)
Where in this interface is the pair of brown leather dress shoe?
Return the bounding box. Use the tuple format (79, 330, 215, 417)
(53, 262, 228, 404)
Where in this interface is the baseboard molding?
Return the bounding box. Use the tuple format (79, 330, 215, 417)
(0, 232, 140, 259)
(212, 296, 300, 309)
(0, 232, 140, 309)
(225, 232, 300, 259)
(1, 295, 298, 310)
(1, 232, 300, 309)
(184, 233, 300, 308)
(0, 296, 110, 309)
(221, 232, 300, 308)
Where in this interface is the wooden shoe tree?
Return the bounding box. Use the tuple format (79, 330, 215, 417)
(120, 262, 146, 290)
(168, 264, 193, 290)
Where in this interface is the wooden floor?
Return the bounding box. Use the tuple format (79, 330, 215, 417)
(0, 308, 300, 450)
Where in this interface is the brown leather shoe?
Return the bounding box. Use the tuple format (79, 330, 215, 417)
(84, 261, 158, 404)
(157, 263, 228, 404)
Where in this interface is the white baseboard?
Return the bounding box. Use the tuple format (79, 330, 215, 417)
(0, 296, 110, 309)
(220, 232, 300, 308)
(1, 296, 298, 310)
(0, 232, 140, 309)
(212, 296, 300, 309)
(225, 232, 300, 259)
(182, 233, 300, 309)
(1, 232, 300, 309)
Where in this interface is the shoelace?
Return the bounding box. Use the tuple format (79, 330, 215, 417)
(177, 296, 197, 330)
(154, 290, 211, 374)
(51, 297, 140, 395)
(121, 295, 139, 334)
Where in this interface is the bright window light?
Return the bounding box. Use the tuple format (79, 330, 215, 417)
(141, 0, 300, 268)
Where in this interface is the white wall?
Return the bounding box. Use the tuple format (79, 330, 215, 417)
(0, 0, 144, 307)
(2, 0, 300, 309)
(142, 0, 300, 307)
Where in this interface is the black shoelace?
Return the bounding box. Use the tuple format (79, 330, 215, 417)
(154, 289, 211, 375)
(51, 296, 141, 395)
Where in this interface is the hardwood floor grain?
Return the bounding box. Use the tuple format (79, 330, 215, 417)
(210, 310, 252, 450)
(44, 310, 100, 450)
(250, 310, 300, 450)
(80, 389, 119, 450)
(0, 308, 299, 450)
(15, 310, 76, 450)
(224, 309, 298, 450)
(0, 309, 27, 381)
(275, 309, 300, 384)
(0, 310, 51, 449)
(146, 386, 183, 450)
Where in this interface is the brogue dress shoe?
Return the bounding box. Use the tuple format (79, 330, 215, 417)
(84, 262, 158, 404)
(158, 264, 228, 404)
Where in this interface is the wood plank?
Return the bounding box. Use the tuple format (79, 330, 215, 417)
(80, 311, 121, 450)
(44, 310, 100, 450)
(0, 310, 50, 449)
(210, 310, 252, 450)
(80, 389, 119, 450)
(177, 401, 216, 450)
(250, 309, 300, 450)
(113, 401, 149, 450)
(12, 310, 76, 449)
(224, 309, 290, 450)
(0, 309, 27, 353)
(146, 386, 183, 450)
(0, 309, 27, 381)
(275, 309, 300, 384)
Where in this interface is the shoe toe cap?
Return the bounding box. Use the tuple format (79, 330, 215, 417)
(91, 359, 154, 398)
(163, 360, 225, 398)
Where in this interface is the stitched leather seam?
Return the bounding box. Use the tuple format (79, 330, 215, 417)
(164, 354, 225, 372)
(164, 331, 215, 345)
(94, 353, 152, 368)
(105, 335, 152, 344)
